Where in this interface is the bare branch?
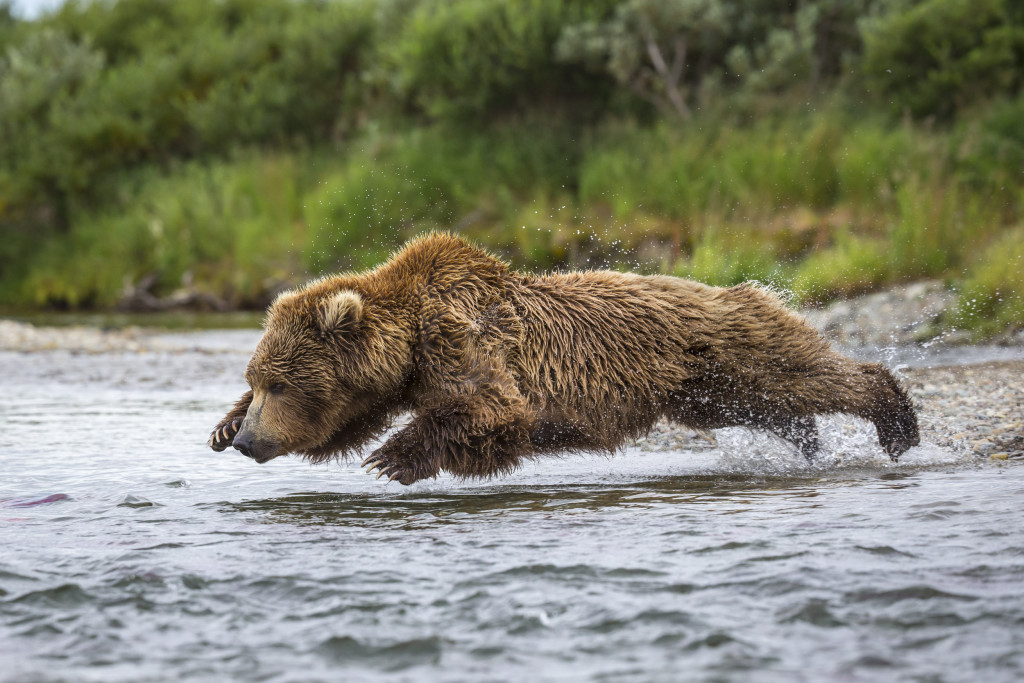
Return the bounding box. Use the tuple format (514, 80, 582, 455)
(634, 16, 692, 120)
(666, 36, 691, 119)
(670, 36, 686, 83)
(645, 36, 671, 80)
(626, 75, 672, 117)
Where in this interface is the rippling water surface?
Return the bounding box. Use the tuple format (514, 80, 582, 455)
(2, 331, 1023, 682)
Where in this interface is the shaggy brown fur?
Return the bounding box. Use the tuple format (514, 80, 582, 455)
(209, 233, 919, 483)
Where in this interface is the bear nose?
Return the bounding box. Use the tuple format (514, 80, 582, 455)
(233, 434, 254, 459)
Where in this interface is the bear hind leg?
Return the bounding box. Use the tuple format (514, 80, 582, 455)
(767, 415, 820, 461)
(863, 365, 919, 461)
(818, 361, 919, 461)
(788, 360, 920, 462)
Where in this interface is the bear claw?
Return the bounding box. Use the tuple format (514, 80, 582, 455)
(209, 418, 242, 452)
(363, 454, 416, 485)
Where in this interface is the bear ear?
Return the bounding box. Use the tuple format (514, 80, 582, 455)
(318, 290, 363, 334)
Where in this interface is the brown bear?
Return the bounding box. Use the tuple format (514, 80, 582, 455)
(208, 233, 919, 484)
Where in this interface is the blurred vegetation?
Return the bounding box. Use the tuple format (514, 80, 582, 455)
(1, 0, 1022, 338)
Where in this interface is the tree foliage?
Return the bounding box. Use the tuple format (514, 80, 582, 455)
(862, 0, 1024, 118)
(557, 0, 729, 119)
(556, 0, 893, 118)
(384, 0, 617, 119)
(0, 0, 374, 224)
(2, 0, 1023, 309)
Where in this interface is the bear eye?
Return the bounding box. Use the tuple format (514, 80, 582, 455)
(268, 382, 286, 395)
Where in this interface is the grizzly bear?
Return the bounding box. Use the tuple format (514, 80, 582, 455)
(209, 233, 919, 484)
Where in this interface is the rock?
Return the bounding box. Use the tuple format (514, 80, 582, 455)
(801, 280, 957, 347)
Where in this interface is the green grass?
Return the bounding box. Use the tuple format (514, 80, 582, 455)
(948, 227, 1024, 338)
(577, 112, 930, 223)
(303, 119, 585, 273)
(789, 233, 890, 303)
(18, 152, 313, 308)
(4, 104, 1023, 338)
(672, 224, 787, 288)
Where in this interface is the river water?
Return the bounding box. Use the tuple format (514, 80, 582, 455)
(2, 330, 1022, 681)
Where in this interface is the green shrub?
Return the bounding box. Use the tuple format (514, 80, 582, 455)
(789, 233, 889, 303)
(862, 0, 1024, 119)
(0, 28, 104, 217)
(303, 159, 441, 275)
(953, 94, 1024, 200)
(949, 227, 1024, 337)
(832, 119, 919, 208)
(17, 153, 308, 308)
(386, 0, 616, 120)
(303, 122, 584, 272)
(578, 112, 906, 223)
(674, 225, 786, 288)
(557, 0, 889, 118)
(0, 0, 374, 225)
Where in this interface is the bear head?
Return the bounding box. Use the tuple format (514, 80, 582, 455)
(231, 284, 413, 463)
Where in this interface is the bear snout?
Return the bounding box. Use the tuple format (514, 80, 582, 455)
(231, 430, 279, 464)
(232, 432, 254, 458)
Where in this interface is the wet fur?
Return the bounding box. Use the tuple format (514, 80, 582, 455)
(210, 233, 919, 483)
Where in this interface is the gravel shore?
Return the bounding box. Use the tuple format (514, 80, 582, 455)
(905, 361, 1024, 460)
(0, 320, 175, 353)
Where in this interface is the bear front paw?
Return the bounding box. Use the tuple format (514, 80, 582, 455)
(362, 451, 421, 486)
(208, 418, 242, 452)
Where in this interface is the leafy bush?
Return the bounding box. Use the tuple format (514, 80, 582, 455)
(949, 227, 1024, 337)
(0, 0, 374, 226)
(952, 94, 1024, 199)
(862, 0, 1024, 119)
(674, 225, 785, 287)
(556, 0, 731, 119)
(304, 121, 584, 272)
(0, 28, 104, 219)
(385, 0, 616, 120)
(577, 112, 900, 223)
(789, 233, 889, 303)
(557, 0, 890, 117)
(19, 153, 308, 308)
